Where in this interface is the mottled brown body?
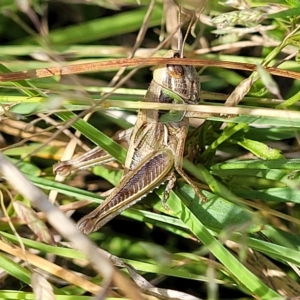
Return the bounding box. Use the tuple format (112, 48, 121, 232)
(54, 51, 201, 234)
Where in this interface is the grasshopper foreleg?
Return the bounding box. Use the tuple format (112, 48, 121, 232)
(168, 121, 206, 203)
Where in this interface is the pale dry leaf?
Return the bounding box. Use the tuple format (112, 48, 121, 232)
(13, 201, 55, 245)
(15, 0, 30, 13)
(224, 77, 255, 107)
(257, 64, 282, 99)
(0, 119, 144, 300)
(222, 0, 250, 9)
(0, 118, 66, 147)
(164, 0, 179, 50)
(226, 240, 300, 297)
(31, 271, 56, 300)
(100, 249, 202, 300)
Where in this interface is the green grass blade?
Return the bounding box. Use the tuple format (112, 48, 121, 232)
(166, 192, 281, 299)
(20, 6, 163, 45)
(56, 111, 127, 163)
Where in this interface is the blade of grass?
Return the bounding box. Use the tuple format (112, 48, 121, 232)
(166, 192, 281, 299)
(18, 6, 163, 45)
(56, 111, 127, 163)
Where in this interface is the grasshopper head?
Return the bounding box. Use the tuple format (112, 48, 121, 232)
(153, 50, 200, 104)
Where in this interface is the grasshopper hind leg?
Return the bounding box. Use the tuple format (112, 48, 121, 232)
(175, 167, 206, 203)
(162, 169, 206, 211)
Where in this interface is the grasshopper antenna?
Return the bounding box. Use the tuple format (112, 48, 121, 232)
(178, 3, 195, 58)
(177, 4, 183, 57)
(181, 13, 195, 58)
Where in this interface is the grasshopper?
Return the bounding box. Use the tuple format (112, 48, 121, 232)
(54, 50, 203, 235)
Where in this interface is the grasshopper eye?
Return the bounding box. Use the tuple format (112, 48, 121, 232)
(167, 64, 184, 78)
(166, 51, 185, 78)
(173, 52, 181, 58)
